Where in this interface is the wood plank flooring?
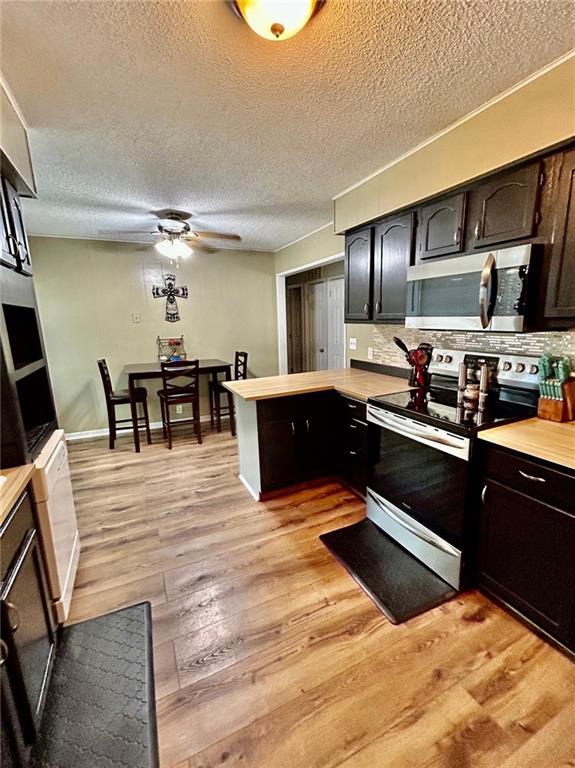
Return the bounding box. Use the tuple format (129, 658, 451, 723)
(67, 428, 575, 768)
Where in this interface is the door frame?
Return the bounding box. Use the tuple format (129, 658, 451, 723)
(327, 275, 345, 369)
(276, 252, 344, 374)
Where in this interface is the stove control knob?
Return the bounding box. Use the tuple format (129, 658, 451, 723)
(435, 354, 444, 362)
(502, 361, 512, 371)
(515, 363, 525, 373)
(444, 355, 453, 364)
(529, 364, 539, 375)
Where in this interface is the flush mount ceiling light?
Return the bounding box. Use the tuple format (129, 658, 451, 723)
(155, 236, 192, 261)
(231, 0, 325, 41)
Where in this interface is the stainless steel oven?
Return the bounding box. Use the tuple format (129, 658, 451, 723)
(405, 244, 534, 332)
(366, 404, 470, 588)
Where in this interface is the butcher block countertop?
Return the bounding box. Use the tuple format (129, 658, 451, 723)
(0, 464, 35, 526)
(224, 368, 411, 402)
(478, 418, 575, 471)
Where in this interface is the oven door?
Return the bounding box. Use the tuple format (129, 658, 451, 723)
(367, 405, 469, 551)
(405, 245, 531, 332)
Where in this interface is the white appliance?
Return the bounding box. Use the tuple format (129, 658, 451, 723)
(31, 429, 80, 623)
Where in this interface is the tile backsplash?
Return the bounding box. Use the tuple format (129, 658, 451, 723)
(371, 326, 575, 368)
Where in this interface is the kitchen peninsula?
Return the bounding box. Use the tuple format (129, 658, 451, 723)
(224, 366, 411, 500)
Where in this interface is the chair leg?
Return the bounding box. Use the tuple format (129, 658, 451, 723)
(166, 402, 173, 449)
(215, 388, 222, 433)
(129, 398, 141, 453)
(160, 398, 167, 439)
(209, 384, 214, 428)
(107, 405, 116, 450)
(194, 399, 202, 445)
(142, 397, 152, 445)
(227, 390, 236, 437)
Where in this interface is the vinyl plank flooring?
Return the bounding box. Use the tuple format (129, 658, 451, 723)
(66, 431, 575, 768)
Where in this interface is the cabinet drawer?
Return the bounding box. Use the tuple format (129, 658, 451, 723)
(483, 446, 574, 512)
(0, 490, 35, 580)
(340, 397, 366, 423)
(340, 448, 368, 496)
(342, 419, 368, 452)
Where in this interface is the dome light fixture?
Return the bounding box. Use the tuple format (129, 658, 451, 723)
(155, 236, 192, 264)
(231, 0, 325, 41)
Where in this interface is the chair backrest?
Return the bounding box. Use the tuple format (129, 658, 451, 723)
(97, 359, 114, 401)
(161, 359, 200, 396)
(234, 351, 248, 381)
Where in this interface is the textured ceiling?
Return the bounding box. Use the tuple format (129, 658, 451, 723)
(1, 0, 573, 251)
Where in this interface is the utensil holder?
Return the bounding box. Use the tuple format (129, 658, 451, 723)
(537, 379, 575, 422)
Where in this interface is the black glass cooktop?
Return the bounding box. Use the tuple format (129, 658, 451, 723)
(369, 384, 537, 435)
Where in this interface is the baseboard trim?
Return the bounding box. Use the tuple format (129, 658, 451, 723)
(65, 415, 222, 441)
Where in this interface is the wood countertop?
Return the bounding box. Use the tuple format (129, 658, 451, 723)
(478, 418, 575, 471)
(223, 368, 412, 402)
(0, 464, 35, 526)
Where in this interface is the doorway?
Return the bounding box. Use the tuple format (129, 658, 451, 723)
(285, 261, 345, 373)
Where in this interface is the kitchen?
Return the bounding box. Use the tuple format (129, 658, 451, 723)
(1, 3, 575, 767)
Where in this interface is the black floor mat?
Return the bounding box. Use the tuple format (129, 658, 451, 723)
(320, 519, 457, 624)
(31, 602, 159, 768)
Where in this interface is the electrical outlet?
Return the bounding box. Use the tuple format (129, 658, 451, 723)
(176, 405, 183, 414)
(131, 312, 141, 323)
(368, 347, 374, 360)
(349, 337, 357, 351)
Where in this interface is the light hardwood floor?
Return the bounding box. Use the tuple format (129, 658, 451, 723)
(67, 428, 575, 768)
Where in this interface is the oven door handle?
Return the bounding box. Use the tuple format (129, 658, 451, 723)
(479, 252, 495, 329)
(369, 492, 460, 557)
(368, 409, 467, 452)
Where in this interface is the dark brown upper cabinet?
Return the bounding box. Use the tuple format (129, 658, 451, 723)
(2, 178, 32, 275)
(0, 180, 20, 271)
(416, 192, 465, 260)
(344, 227, 373, 322)
(470, 162, 542, 248)
(373, 213, 414, 322)
(545, 148, 575, 320)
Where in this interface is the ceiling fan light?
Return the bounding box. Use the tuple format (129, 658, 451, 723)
(235, 0, 319, 41)
(155, 238, 192, 259)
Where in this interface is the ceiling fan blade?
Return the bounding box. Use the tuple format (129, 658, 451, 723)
(186, 236, 218, 253)
(192, 231, 242, 241)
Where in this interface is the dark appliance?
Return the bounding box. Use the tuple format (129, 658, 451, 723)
(366, 348, 539, 596)
(405, 244, 536, 332)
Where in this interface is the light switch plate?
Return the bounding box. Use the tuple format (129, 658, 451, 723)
(131, 312, 141, 323)
(349, 337, 357, 351)
(368, 347, 374, 360)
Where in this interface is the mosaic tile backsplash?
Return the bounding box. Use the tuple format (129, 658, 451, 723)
(371, 326, 575, 368)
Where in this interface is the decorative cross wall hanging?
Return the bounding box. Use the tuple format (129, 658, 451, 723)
(152, 273, 188, 323)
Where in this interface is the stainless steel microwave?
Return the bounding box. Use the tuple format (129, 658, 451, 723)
(405, 244, 534, 332)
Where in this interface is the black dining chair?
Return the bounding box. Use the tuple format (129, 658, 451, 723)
(209, 351, 248, 436)
(158, 359, 202, 448)
(97, 359, 151, 450)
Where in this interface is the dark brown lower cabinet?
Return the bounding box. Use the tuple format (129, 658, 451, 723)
(257, 393, 336, 493)
(337, 396, 369, 497)
(478, 468, 575, 654)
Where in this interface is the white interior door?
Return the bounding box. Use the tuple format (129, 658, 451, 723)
(327, 277, 345, 369)
(306, 281, 328, 371)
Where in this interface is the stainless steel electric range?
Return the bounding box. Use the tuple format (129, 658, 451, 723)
(366, 348, 540, 594)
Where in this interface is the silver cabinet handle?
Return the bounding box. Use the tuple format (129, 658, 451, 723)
(453, 226, 461, 244)
(0, 639, 8, 666)
(375, 301, 381, 314)
(305, 419, 310, 433)
(5, 602, 20, 632)
(474, 222, 481, 239)
(518, 470, 546, 483)
(348, 450, 357, 456)
(481, 484, 487, 505)
(479, 252, 495, 329)
(290, 421, 296, 437)
(363, 302, 369, 314)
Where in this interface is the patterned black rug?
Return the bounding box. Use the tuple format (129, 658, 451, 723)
(320, 519, 457, 624)
(31, 602, 159, 768)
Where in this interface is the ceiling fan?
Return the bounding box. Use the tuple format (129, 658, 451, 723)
(124, 211, 242, 262)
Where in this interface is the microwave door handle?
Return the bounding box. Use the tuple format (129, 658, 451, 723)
(369, 410, 466, 451)
(369, 493, 460, 557)
(479, 252, 496, 329)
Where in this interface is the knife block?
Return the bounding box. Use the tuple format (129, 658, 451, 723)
(537, 379, 575, 422)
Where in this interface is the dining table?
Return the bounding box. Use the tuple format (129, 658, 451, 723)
(122, 359, 234, 452)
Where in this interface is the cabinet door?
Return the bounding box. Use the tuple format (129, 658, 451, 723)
(303, 410, 334, 478)
(545, 149, 575, 319)
(259, 418, 300, 491)
(1, 181, 20, 270)
(344, 228, 373, 322)
(416, 192, 465, 260)
(479, 480, 575, 649)
(1, 530, 56, 737)
(2, 179, 32, 275)
(373, 213, 414, 322)
(471, 162, 541, 248)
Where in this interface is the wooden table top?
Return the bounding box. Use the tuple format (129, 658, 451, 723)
(478, 417, 575, 471)
(0, 464, 35, 526)
(224, 368, 412, 402)
(123, 359, 232, 376)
